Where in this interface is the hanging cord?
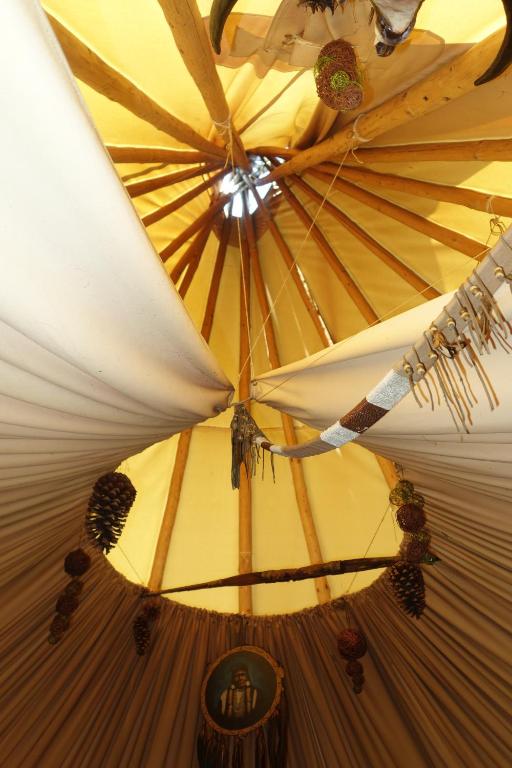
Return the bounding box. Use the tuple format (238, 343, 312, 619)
(345, 503, 391, 595)
(236, 144, 354, 387)
(213, 112, 235, 170)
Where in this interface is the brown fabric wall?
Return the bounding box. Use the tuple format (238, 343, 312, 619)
(1, 434, 511, 767)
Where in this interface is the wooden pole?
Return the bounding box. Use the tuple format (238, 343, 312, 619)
(47, 14, 226, 159)
(160, 194, 229, 262)
(238, 71, 306, 135)
(157, 0, 248, 168)
(249, 183, 333, 347)
(245, 194, 331, 604)
(169, 227, 205, 282)
(147, 218, 229, 592)
(289, 175, 442, 298)
(142, 169, 226, 227)
(275, 179, 379, 323)
(338, 139, 512, 165)
(148, 429, 193, 591)
(238, 207, 253, 614)
(178, 224, 213, 299)
(307, 169, 486, 259)
(201, 212, 232, 339)
(126, 163, 218, 198)
(146, 555, 429, 597)
(107, 145, 214, 164)
(265, 28, 507, 180)
(318, 163, 512, 219)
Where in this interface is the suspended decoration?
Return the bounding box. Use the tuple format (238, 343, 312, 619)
(48, 548, 91, 644)
(132, 597, 162, 656)
(85, 471, 137, 554)
(209, 0, 512, 83)
(388, 562, 426, 619)
(314, 39, 363, 111)
(230, 404, 273, 490)
(198, 646, 286, 768)
(254, 233, 512, 459)
(337, 627, 367, 694)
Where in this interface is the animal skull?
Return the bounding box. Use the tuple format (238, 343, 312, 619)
(209, 0, 512, 86)
(370, 0, 425, 57)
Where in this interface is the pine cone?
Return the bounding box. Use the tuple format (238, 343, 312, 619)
(64, 549, 91, 577)
(86, 472, 136, 553)
(64, 578, 84, 598)
(56, 593, 79, 616)
(389, 562, 426, 618)
(142, 600, 161, 623)
(133, 614, 151, 656)
(337, 628, 367, 659)
(345, 660, 363, 677)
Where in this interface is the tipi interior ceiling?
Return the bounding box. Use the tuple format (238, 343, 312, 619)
(1, 1, 512, 766)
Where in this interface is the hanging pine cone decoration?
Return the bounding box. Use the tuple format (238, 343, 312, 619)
(64, 578, 84, 598)
(396, 503, 426, 533)
(86, 471, 136, 554)
(48, 613, 70, 644)
(133, 599, 162, 656)
(314, 39, 363, 111)
(64, 548, 91, 577)
(133, 614, 151, 656)
(55, 593, 79, 616)
(338, 628, 367, 694)
(389, 562, 426, 619)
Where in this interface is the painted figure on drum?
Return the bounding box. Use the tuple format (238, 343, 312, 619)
(219, 665, 259, 721)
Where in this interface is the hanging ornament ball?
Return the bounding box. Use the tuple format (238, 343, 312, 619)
(64, 548, 91, 577)
(314, 39, 363, 112)
(345, 659, 364, 677)
(64, 578, 84, 598)
(351, 673, 365, 687)
(49, 613, 70, 641)
(86, 471, 137, 554)
(389, 480, 415, 506)
(55, 593, 79, 616)
(402, 530, 431, 562)
(389, 562, 426, 619)
(142, 600, 161, 623)
(353, 684, 363, 695)
(396, 503, 426, 533)
(337, 628, 367, 660)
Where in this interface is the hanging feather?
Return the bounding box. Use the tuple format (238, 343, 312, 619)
(230, 405, 271, 490)
(85, 471, 136, 553)
(298, 0, 345, 12)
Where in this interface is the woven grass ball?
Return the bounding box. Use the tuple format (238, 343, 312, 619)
(389, 480, 415, 506)
(402, 530, 431, 562)
(64, 578, 84, 598)
(337, 628, 367, 659)
(396, 503, 426, 533)
(314, 39, 363, 112)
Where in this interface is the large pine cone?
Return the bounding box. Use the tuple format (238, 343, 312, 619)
(389, 562, 426, 618)
(86, 472, 136, 553)
(133, 615, 151, 656)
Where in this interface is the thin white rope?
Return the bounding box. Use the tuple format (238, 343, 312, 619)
(237, 145, 353, 383)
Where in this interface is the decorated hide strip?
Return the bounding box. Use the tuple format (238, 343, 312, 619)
(251, 228, 512, 460)
(209, 0, 512, 85)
